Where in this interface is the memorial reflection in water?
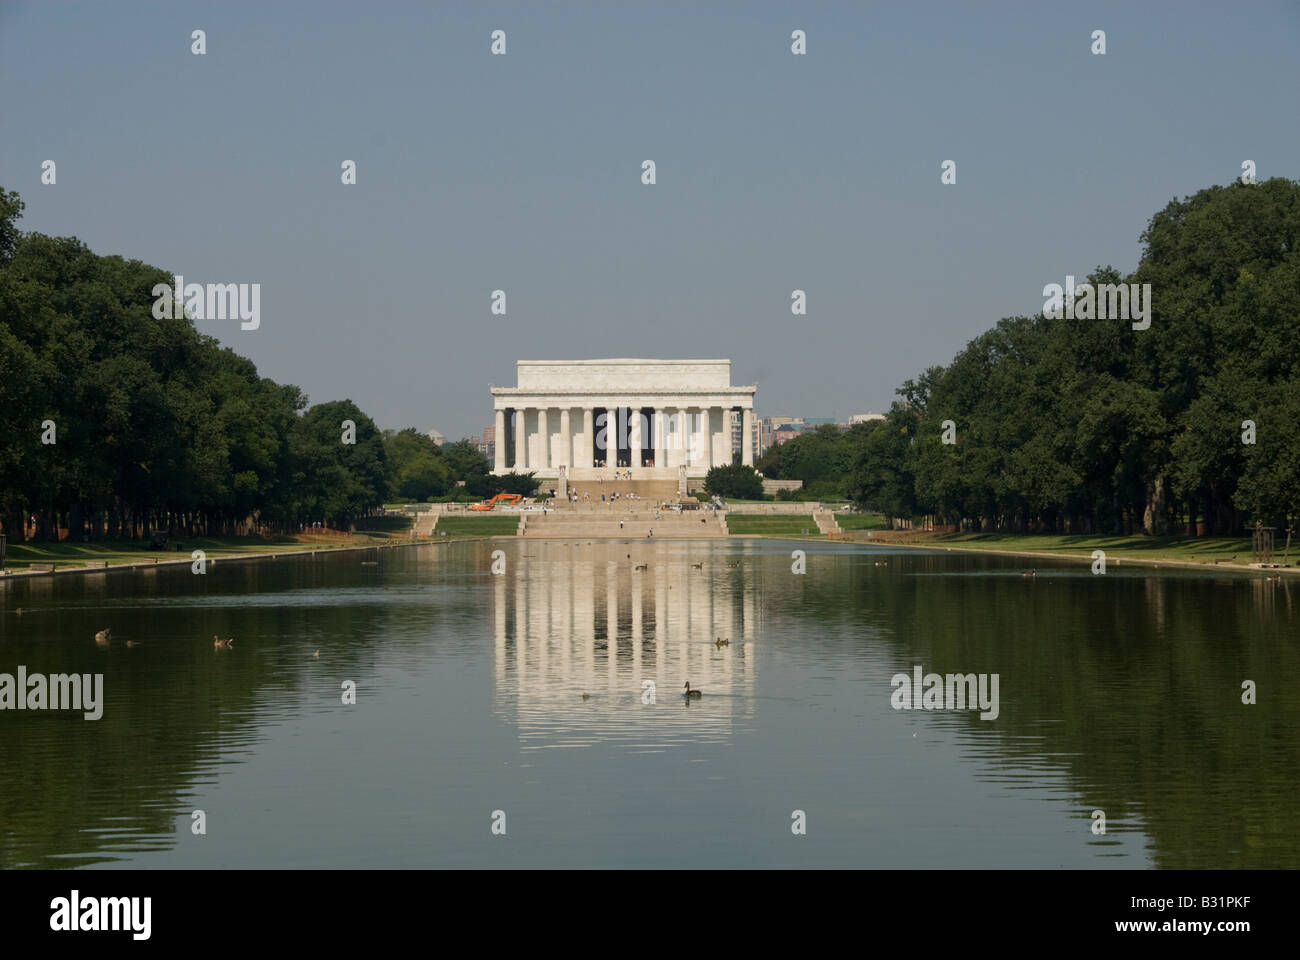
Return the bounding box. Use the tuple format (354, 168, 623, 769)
(491, 541, 760, 749)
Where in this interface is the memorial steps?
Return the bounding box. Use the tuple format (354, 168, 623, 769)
(519, 509, 728, 539)
(557, 477, 681, 503)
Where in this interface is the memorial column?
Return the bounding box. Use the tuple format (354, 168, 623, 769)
(653, 408, 665, 469)
(582, 407, 594, 469)
(514, 407, 527, 470)
(536, 408, 549, 469)
(629, 405, 642, 468)
(494, 409, 506, 473)
(559, 408, 571, 467)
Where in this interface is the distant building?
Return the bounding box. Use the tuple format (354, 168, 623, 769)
(759, 416, 799, 454)
(772, 424, 803, 446)
(427, 429, 447, 446)
(481, 424, 496, 463)
(849, 413, 886, 424)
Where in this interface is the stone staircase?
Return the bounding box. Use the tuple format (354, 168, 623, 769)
(519, 509, 727, 539)
(813, 509, 841, 537)
(560, 477, 683, 504)
(413, 512, 438, 537)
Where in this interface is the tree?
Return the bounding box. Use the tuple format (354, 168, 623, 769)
(704, 464, 764, 499)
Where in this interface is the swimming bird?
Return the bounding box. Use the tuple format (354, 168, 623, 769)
(311, 649, 320, 658)
(691, 561, 703, 569)
(634, 563, 648, 571)
(874, 561, 887, 567)
(683, 682, 702, 698)
(126, 639, 139, 648)
(1022, 570, 1037, 578)
(582, 693, 590, 701)
(715, 638, 730, 648)
(94, 628, 111, 645)
(14, 608, 21, 616)
(213, 635, 233, 650)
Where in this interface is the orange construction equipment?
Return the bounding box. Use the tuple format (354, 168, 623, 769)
(470, 493, 523, 511)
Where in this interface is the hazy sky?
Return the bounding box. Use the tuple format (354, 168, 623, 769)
(3, 1, 1297, 439)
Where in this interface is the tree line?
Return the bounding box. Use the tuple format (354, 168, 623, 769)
(0, 189, 528, 542)
(845, 178, 1300, 535)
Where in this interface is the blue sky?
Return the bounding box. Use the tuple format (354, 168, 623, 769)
(3, 1, 1297, 439)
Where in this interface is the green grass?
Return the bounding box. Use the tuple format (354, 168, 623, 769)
(725, 515, 821, 536)
(3, 533, 397, 571)
(835, 513, 887, 530)
(911, 532, 1278, 567)
(433, 516, 520, 537)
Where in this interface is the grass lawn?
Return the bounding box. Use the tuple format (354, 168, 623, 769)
(725, 515, 821, 537)
(3, 532, 400, 571)
(917, 532, 1281, 567)
(433, 516, 520, 537)
(835, 513, 887, 530)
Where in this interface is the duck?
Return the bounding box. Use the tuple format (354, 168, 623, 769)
(594, 642, 608, 651)
(715, 638, 730, 648)
(691, 561, 703, 569)
(634, 563, 648, 571)
(94, 628, 111, 645)
(874, 561, 887, 567)
(311, 649, 320, 658)
(582, 693, 591, 701)
(1022, 570, 1037, 578)
(213, 635, 233, 650)
(14, 607, 21, 616)
(125, 639, 139, 648)
(683, 682, 702, 698)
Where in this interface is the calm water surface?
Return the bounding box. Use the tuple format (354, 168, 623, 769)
(1, 539, 1295, 868)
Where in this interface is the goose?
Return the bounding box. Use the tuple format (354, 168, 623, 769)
(683, 682, 702, 698)
(94, 628, 111, 645)
(213, 635, 233, 649)
(715, 638, 730, 648)
(634, 563, 648, 571)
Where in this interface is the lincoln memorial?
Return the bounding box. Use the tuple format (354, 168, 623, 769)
(490, 359, 756, 481)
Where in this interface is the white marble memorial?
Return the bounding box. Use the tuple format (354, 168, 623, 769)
(490, 359, 756, 479)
